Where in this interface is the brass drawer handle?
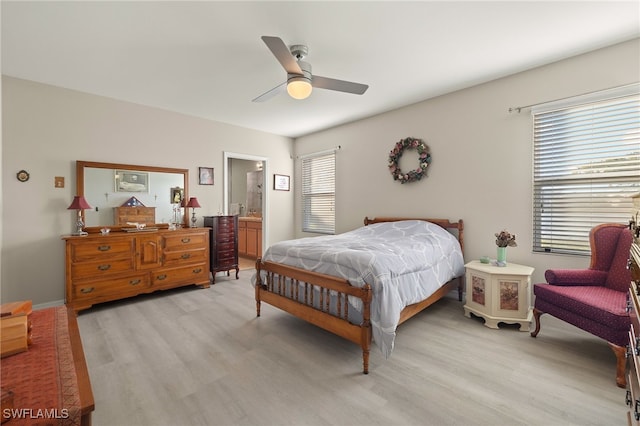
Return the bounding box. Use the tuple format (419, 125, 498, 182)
(192, 268, 202, 274)
(181, 253, 191, 259)
(129, 279, 141, 286)
(98, 264, 111, 271)
(181, 238, 191, 244)
(80, 287, 94, 294)
(156, 274, 167, 280)
(97, 245, 111, 251)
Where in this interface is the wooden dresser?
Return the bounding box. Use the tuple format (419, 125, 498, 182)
(63, 228, 209, 313)
(627, 242, 640, 425)
(204, 216, 239, 284)
(113, 206, 156, 225)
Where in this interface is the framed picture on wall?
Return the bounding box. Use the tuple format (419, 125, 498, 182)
(274, 174, 290, 191)
(199, 167, 214, 185)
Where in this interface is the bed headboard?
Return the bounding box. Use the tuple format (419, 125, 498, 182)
(363, 216, 464, 254)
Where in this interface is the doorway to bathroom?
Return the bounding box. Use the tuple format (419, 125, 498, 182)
(223, 152, 268, 268)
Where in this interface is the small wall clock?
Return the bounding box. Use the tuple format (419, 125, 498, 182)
(16, 170, 30, 182)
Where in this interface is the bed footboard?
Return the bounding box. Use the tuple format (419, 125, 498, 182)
(255, 259, 373, 373)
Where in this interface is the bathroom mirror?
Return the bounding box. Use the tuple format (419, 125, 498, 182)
(76, 160, 189, 232)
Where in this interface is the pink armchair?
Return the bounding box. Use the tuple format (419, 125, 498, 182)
(531, 223, 633, 387)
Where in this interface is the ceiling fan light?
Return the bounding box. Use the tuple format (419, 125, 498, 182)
(287, 77, 313, 100)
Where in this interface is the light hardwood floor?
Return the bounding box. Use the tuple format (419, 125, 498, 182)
(238, 256, 255, 271)
(77, 271, 627, 426)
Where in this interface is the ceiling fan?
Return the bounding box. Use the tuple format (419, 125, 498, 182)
(252, 36, 369, 102)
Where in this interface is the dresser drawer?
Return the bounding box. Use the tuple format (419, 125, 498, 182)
(632, 289, 640, 335)
(215, 216, 235, 228)
(163, 233, 207, 250)
(72, 273, 150, 300)
(216, 241, 236, 252)
(217, 243, 236, 253)
(628, 283, 640, 424)
(628, 329, 640, 424)
(216, 246, 236, 258)
(163, 248, 208, 266)
(69, 239, 133, 262)
(71, 258, 135, 280)
(216, 256, 237, 267)
(152, 264, 209, 288)
(215, 232, 236, 243)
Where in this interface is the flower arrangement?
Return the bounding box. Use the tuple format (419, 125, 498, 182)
(388, 137, 432, 184)
(495, 230, 517, 247)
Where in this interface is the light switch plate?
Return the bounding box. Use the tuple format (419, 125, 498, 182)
(55, 176, 64, 188)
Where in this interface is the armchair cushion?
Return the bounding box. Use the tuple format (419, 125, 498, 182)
(544, 269, 608, 286)
(533, 284, 629, 344)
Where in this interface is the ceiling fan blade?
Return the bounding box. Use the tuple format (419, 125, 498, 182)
(252, 81, 286, 102)
(261, 36, 303, 75)
(312, 76, 368, 95)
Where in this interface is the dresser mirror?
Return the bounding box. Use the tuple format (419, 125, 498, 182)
(76, 161, 189, 232)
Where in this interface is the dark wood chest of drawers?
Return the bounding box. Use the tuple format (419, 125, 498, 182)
(204, 216, 239, 283)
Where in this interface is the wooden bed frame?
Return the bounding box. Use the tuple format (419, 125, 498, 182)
(254, 216, 465, 374)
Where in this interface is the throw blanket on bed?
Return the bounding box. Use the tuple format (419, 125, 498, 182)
(259, 220, 465, 358)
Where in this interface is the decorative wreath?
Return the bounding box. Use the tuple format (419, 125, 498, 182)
(388, 137, 432, 184)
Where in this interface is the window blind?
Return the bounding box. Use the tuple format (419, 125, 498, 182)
(301, 151, 336, 234)
(532, 89, 640, 255)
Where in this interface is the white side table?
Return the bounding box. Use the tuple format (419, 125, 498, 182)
(463, 260, 534, 331)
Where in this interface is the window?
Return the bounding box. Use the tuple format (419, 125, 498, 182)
(301, 151, 336, 234)
(532, 84, 640, 255)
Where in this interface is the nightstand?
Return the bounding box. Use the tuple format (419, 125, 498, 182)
(463, 260, 534, 331)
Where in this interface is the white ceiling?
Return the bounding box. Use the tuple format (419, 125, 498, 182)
(2, 1, 639, 138)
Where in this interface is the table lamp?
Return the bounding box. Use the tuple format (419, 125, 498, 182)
(185, 197, 201, 228)
(68, 196, 92, 236)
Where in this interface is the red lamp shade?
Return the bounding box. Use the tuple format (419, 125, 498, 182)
(185, 197, 201, 208)
(67, 196, 92, 210)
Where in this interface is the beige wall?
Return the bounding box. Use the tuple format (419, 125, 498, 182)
(293, 38, 640, 285)
(1, 76, 294, 306)
(2, 38, 638, 306)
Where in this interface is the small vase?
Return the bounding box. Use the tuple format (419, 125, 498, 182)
(496, 247, 507, 266)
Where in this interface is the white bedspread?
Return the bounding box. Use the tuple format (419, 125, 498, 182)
(259, 220, 465, 358)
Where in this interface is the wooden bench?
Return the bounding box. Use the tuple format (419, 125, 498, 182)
(1, 305, 94, 425)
